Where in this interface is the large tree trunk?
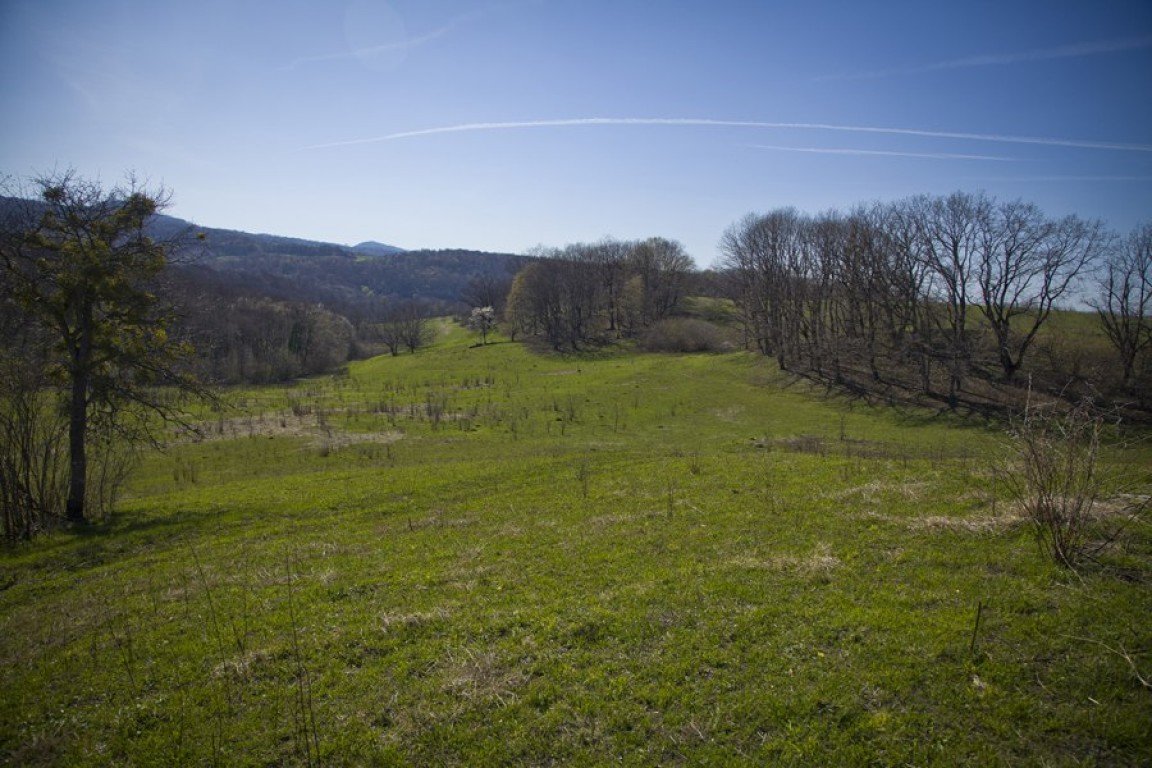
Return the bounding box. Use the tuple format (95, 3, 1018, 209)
(999, 347, 1021, 383)
(65, 312, 91, 525)
(65, 366, 88, 524)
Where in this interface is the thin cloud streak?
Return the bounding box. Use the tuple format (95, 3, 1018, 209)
(287, 26, 452, 68)
(299, 117, 1152, 154)
(285, 4, 498, 70)
(745, 143, 1017, 162)
(964, 175, 1152, 182)
(819, 35, 1152, 81)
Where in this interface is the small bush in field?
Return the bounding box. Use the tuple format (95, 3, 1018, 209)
(639, 318, 732, 353)
(1005, 400, 1146, 569)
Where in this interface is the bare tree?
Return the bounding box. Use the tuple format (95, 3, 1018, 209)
(718, 210, 805, 367)
(912, 192, 989, 406)
(718, 193, 1133, 404)
(879, 199, 937, 393)
(0, 291, 67, 540)
(586, 238, 632, 335)
(460, 274, 512, 317)
(976, 201, 1106, 381)
(554, 246, 607, 349)
(399, 303, 433, 353)
(628, 237, 695, 325)
(1094, 223, 1152, 386)
(504, 247, 606, 350)
(370, 301, 431, 356)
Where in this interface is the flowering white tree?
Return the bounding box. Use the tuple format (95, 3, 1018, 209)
(467, 305, 497, 345)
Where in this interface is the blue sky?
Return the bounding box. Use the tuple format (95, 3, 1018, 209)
(2, 0, 1150, 266)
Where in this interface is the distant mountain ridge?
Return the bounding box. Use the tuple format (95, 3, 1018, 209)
(0, 194, 528, 384)
(0, 195, 520, 306)
(352, 240, 406, 256)
(170, 218, 519, 305)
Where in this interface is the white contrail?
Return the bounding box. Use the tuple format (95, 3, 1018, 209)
(745, 144, 1016, 162)
(299, 117, 1152, 153)
(818, 35, 1152, 81)
(287, 26, 453, 68)
(964, 175, 1152, 182)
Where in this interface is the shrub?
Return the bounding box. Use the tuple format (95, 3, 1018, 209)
(638, 318, 732, 353)
(1004, 400, 1146, 569)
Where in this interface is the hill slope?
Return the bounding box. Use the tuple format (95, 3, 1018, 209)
(2, 328, 1149, 765)
(1, 196, 521, 305)
(165, 215, 521, 305)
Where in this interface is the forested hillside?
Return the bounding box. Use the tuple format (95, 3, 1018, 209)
(1, 196, 522, 384)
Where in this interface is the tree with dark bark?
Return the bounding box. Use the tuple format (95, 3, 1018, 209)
(975, 201, 1106, 382)
(718, 192, 1117, 404)
(505, 250, 604, 350)
(718, 209, 805, 367)
(370, 301, 431, 356)
(0, 172, 200, 525)
(913, 192, 987, 406)
(628, 237, 694, 326)
(1094, 223, 1152, 386)
(586, 238, 631, 336)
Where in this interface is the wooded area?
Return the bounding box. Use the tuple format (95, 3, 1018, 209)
(718, 193, 1150, 411)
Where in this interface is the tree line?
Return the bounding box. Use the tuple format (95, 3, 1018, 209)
(719, 192, 1150, 408)
(503, 237, 695, 349)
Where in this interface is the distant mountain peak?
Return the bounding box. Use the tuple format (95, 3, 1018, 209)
(352, 240, 406, 256)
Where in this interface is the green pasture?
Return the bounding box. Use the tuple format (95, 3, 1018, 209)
(2, 321, 1149, 766)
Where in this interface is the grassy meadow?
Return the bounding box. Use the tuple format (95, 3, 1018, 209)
(2, 320, 1150, 766)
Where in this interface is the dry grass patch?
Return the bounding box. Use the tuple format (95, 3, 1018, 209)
(212, 647, 274, 681)
(909, 514, 1026, 533)
(439, 646, 530, 706)
(860, 507, 1027, 533)
(173, 413, 403, 450)
(899, 493, 1149, 536)
(379, 607, 451, 633)
(712, 405, 745, 423)
(727, 542, 841, 577)
(832, 479, 928, 503)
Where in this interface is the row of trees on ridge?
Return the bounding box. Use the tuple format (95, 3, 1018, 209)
(719, 192, 1148, 407)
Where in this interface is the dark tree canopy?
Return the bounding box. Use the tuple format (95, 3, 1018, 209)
(1, 172, 199, 525)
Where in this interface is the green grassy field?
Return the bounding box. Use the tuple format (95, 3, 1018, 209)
(2, 321, 1150, 766)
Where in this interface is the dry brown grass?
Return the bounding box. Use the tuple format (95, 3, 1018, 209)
(379, 607, 451, 633)
(726, 542, 841, 577)
(173, 413, 403, 449)
(439, 646, 530, 706)
(858, 507, 1028, 533)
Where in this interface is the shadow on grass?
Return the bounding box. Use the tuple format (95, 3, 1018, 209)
(2, 504, 240, 576)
